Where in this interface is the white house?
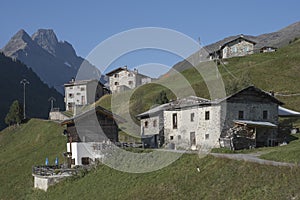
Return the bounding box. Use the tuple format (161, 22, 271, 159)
(61, 106, 125, 166)
(64, 79, 108, 111)
(138, 86, 283, 150)
(106, 66, 152, 93)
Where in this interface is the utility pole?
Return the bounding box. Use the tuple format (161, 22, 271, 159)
(20, 79, 29, 120)
(48, 97, 56, 111)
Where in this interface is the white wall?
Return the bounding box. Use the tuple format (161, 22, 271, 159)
(164, 105, 221, 150)
(67, 142, 104, 166)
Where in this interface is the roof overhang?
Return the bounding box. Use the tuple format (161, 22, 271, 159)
(233, 120, 277, 128)
(279, 106, 300, 117)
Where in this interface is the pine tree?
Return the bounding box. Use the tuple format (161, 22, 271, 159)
(155, 91, 169, 104)
(5, 100, 23, 126)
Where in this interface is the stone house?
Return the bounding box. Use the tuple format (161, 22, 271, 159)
(106, 66, 152, 93)
(61, 106, 125, 166)
(138, 86, 283, 150)
(136, 96, 209, 148)
(206, 35, 257, 60)
(64, 79, 108, 111)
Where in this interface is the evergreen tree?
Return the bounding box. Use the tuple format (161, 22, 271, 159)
(5, 100, 23, 126)
(155, 91, 169, 104)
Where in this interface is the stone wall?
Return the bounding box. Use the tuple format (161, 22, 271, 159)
(222, 39, 254, 58)
(221, 102, 278, 134)
(164, 105, 222, 150)
(49, 111, 69, 121)
(140, 115, 160, 136)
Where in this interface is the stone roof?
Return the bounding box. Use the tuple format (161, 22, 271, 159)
(136, 96, 209, 118)
(106, 66, 151, 78)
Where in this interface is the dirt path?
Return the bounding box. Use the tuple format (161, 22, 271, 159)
(210, 152, 299, 167)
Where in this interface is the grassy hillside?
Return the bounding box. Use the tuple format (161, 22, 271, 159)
(0, 119, 300, 199)
(29, 154, 300, 199)
(0, 119, 65, 199)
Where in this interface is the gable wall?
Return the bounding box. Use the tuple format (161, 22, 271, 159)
(222, 39, 254, 58)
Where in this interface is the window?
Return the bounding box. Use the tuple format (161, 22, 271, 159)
(190, 113, 195, 122)
(170, 136, 174, 140)
(172, 113, 177, 129)
(80, 87, 85, 91)
(153, 120, 157, 127)
(81, 96, 85, 105)
(114, 74, 119, 78)
(190, 132, 196, 145)
(76, 92, 81, 95)
(114, 82, 119, 85)
(128, 81, 133, 85)
(128, 73, 133, 77)
(68, 93, 74, 98)
(238, 111, 244, 119)
(178, 135, 181, 140)
(205, 134, 209, 140)
(205, 111, 210, 120)
(263, 110, 268, 119)
(81, 157, 90, 165)
(144, 121, 148, 128)
(233, 47, 237, 53)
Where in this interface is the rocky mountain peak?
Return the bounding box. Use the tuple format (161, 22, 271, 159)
(31, 29, 59, 55)
(2, 29, 33, 57)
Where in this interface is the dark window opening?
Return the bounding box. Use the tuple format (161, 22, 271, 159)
(81, 157, 90, 165)
(173, 113, 177, 129)
(144, 121, 148, 128)
(263, 110, 268, 119)
(205, 111, 210, 120)
(238, 111, 244, 119)
(170, 136, 174, 140)
(153, 120, 157, 127)
(191, 113, 195, 122)
(205, 134, 209, 140)
(114, 82, 119, 85)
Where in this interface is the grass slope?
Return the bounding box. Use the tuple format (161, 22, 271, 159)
(29, 154, 300, 200)
(0, 119, 65, 199)
(261, 133, 300, 163)
(0, 120, 300, 199)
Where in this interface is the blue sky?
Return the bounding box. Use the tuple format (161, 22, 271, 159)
(1, 0, 300, 77)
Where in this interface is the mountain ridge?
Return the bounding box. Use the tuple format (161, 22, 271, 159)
(1, 29, 97, 93)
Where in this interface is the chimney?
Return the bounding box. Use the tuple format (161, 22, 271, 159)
(134, 68, 138, 74)
(71, 77, 75, 83)
(124, 65, 127, 70)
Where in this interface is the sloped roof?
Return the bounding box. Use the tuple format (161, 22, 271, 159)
(204, 35, 257, 54)
(137, 86, 284, 118)
(64, 79, 104, 87)
(233, 120, 277, 128)
(136, 96, 209, 118)
(61, 106, 126, 125)
(212, 86, 284, 105)
(278, 106, 300, 117)
(106, 66, 151, 78)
